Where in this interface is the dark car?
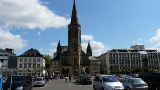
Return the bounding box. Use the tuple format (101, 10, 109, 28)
(122, 77, 148, 90)
(5, 76, 32, 90)
(44, 76, 49, 81)
(78, 74, 92, 85)
(139, 72, 160, 90)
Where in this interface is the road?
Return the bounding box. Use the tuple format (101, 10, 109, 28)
(33, 79, 92, 90)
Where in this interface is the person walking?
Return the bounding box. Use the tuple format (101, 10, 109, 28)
(64, 74, 68, 83)
(69, 74, 72, 82)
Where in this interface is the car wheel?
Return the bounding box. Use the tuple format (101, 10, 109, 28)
(93, 85, 96, 90)
(126, 87, 131, 90)
(101, 87, 104, 90)
(93, 87, 96, 90)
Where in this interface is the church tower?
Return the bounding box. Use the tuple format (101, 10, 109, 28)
(68, 0, 81, 76)
(87, 42, 92, 56)
(57, 40, 62, 55)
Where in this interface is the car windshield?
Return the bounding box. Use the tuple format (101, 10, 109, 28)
(131, 78, 145, 84)
(12, 76, 25, 81)
(36, 78, 43, 81)
(103, 76, 119, 82)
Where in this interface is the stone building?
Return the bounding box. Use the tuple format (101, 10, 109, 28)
(89, 56, 101, 75)
(52, 0, 92, 76)
(99, 45, 160, 74)
(53, 41, 92, 75)
(17, 48, 46, 76)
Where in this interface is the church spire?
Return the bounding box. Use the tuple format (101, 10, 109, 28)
(71, 0, 79, 25)
(57, 40, 61, 47)
(57, 40, 61, 51)
(87, 42, 92, 56)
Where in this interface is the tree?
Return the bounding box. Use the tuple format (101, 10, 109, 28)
(43, 55, 52, 71)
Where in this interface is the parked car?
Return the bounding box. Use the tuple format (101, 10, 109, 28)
(33, 77, 46, 86)
(5, 76, 32, 90)
(131, 74, 139, 78)
(44, 75, 50, 81)
(139, 72, 160, 89)
(93, 74, 124, 90)
(115, 74, 128, 82)
(122, 77, 148, 90)
(78, 74, 92, 85)
(31, 76, 36, 86)
(15, 86, 23, 90)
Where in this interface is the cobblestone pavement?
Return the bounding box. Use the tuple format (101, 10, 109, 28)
(32, 79, 92, 90)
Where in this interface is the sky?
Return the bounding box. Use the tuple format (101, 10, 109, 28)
(1, 0, 160, 56)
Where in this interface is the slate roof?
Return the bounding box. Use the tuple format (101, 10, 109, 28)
(19, 48, 43, 57)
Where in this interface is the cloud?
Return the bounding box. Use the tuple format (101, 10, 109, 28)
(37, 31, 41, 36)
(50, 42, 58, 48)
(81, 34, 94, 41)
(0, 0, 69, 29)
(81, 34, 110, 56)
(0, 28, 26, 50)
(50, 42, 59, 56)
(149, 29, 160, 48)
(82, 41, 110, 56)
(38, 42, 57, 57)
(38, 48, 54, 57)
(0, 0, 70, 50)
(149, 29, 160, 43)
(133, 38, 143, 45)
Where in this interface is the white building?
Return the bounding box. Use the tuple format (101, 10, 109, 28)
(99, 45, 160, 74)
(17, 48, 45, 76)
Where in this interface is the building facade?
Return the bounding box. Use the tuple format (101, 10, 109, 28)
(52, 0, 92, 76)
(0, 48, 15, 76)
(100, 45, 160, 74)
(89, 56, 101, 75)
(17, 48, 45, 76)
(68, 0, 81, 76)
(53, 41, 92, 75)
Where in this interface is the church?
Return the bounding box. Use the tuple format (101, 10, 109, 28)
(52, 0, 92, 76)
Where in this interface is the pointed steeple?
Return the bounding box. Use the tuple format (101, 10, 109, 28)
(57, 40, 61, 51)
(57, 40, 61, 47)
(55, 40, 61, 60)
(87, 42, 92, 56)
(71, 0, 79, 25)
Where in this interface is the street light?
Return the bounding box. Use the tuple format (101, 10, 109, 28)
(0, 62, 1, 68)
(0, 62, 2, 76)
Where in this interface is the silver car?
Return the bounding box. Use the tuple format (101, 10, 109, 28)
(33, 77, 46, 86)
(93, 75, 124, 90)
(16, 86, 23, 90)
(122, 77, 148, 90)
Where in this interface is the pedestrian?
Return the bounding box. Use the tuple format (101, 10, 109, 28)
(69, 74, 72, 82)
(64, 76, 68, 83)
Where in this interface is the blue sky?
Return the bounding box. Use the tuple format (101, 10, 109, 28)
(1, 0, 160, 56)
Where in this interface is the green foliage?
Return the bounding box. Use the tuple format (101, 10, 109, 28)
(43, 55, 52, 69)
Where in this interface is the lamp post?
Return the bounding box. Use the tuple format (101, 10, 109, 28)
(0, 62, 2, 76)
